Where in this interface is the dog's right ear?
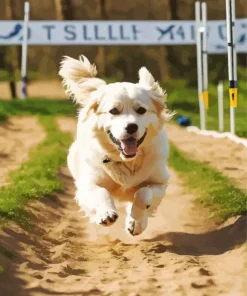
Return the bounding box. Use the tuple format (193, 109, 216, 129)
(138, 67, 174, 121)
(59, 55, 106, 105)
(138, 67, 165, 99)
(138, 67, 167, 111)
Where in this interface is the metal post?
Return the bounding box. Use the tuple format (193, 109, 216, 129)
(21, 1, 30, 99)
(217, 81, 224, 132)
(195, 1, 206, 130)
(226, 0, 237, 134)
(202, 2, 208, 112)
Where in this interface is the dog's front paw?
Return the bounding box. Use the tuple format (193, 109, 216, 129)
(95, 210, 119, 227)
(125, 215, 148, 236)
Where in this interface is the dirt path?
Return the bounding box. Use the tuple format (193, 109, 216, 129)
(166, 123, 247, 192)
(0, 80, 67, 100)
(0, 116, 45, 187)
(0, 118, 246, 296)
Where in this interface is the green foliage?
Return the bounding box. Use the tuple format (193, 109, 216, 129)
(0, 70, 10, 82)
(0, 116, 72, 227)
(237, 66, 247, 81)
(169, 143, 247, 220)
(102, 76, 117, 84)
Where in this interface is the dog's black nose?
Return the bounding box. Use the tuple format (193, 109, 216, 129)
(125, 123, 138, 134)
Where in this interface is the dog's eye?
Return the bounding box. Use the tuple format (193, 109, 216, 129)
(109, 108, 120, 115)
(136, 107, 147, 115)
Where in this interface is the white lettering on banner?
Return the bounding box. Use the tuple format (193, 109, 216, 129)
(0, 20, 246, 54)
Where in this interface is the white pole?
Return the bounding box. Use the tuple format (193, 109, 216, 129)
(232, 0, 237, 83)
(21, 1, 30, 99)
(217, 81, 224, 132)
(202, 2, 208, 112)
(226, 0, 238, 135)
(195, 1, 206, 130)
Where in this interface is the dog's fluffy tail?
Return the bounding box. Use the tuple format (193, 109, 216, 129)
(59, 55, 106, 105)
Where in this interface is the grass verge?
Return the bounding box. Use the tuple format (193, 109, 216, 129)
(169, 142, 247, 220)
(0, 116, 72, 227)
(0, 98, 77, 124)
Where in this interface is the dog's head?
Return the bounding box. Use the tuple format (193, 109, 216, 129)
(59, 55, 173, 161)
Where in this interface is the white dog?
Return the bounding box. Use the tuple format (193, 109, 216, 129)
(59, 55, 172, 236)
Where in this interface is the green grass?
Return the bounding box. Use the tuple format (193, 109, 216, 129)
(0, 106, 8, 123)
(0, 116, 72, 227)
(0, 98, 77, 123)
(165, 78, 247, 138)
(169, 142, 247, 220)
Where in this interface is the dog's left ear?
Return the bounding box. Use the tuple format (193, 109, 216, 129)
(138, 67, 167, 113)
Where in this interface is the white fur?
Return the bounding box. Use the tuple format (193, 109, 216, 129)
(59, 54, 172, 236)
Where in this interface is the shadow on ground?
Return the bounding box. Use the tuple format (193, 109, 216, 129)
(143, 215, 247, 256)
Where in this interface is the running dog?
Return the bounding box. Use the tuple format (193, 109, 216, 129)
(59, 55, 173, 236)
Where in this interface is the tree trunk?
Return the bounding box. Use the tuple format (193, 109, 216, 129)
(4, 0, 18, 99)
(159, 47, 170, 82)
(148, 0, 170, 82)
(169, 0, 178, 20)
(95, 0, 108, 76)
(54, 0, 73, 20)
(98, 0, 108, 20)
(167, 0, 190, 81)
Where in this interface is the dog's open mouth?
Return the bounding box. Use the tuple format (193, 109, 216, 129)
(107, 130, 147, 158)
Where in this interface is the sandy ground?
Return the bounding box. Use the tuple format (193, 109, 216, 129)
(0, 117, 246, 296)
(166, 123, 247, 192)
(0, 117, 45, 187)
(0, 81, 67, 100)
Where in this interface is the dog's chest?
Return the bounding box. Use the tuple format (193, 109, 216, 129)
(102, 156, 151, 189)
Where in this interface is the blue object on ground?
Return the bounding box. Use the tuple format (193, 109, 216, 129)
(176, 116, 192, 127)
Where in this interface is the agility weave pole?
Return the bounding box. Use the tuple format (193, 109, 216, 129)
(226, 0, 238, 135)
(195, 1, 206, 130)
(201, 3, 209, 113)
(21, 1, 30, 99)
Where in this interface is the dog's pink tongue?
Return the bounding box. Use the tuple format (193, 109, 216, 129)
(121, 139, 137, 155)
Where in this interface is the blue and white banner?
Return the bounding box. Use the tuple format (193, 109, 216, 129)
(0, 20, 246, 54)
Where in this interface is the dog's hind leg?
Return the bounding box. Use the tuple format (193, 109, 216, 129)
(125, 187, 152, 236)
(125, 202, 148, 236)
(125, 183, 167, 236)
